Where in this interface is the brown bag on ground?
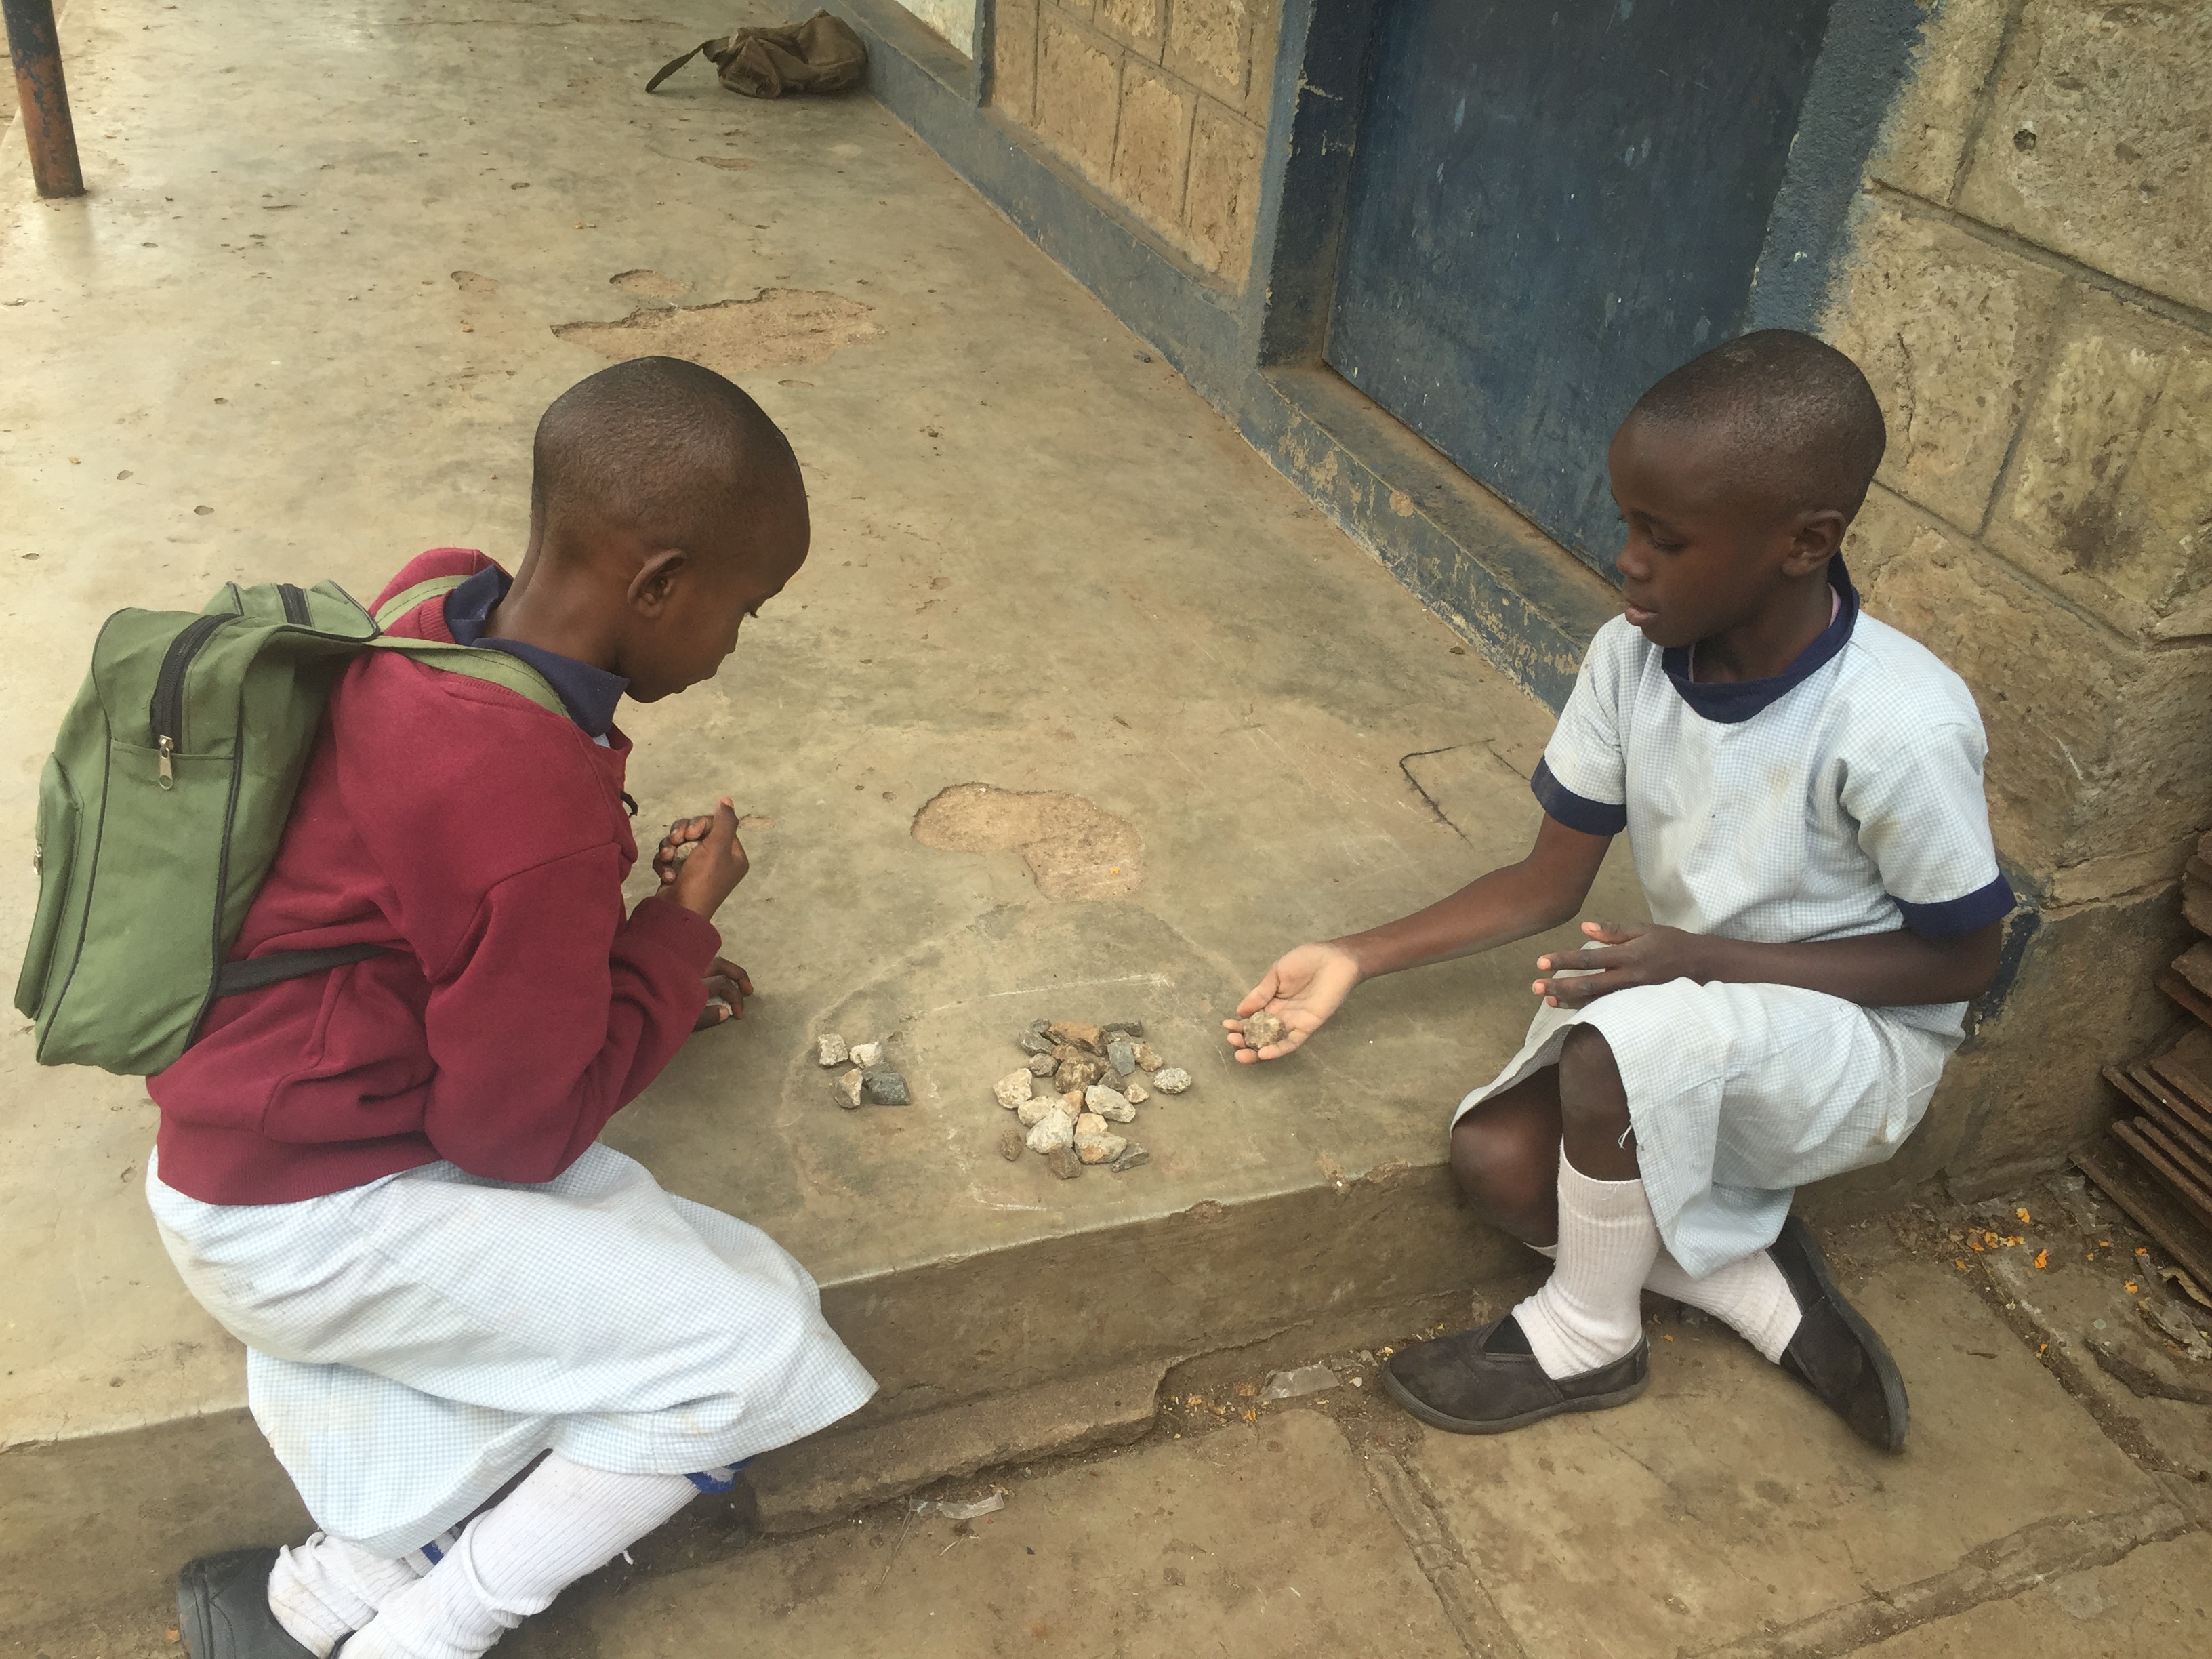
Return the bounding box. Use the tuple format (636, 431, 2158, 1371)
(646, 12, 868, 100)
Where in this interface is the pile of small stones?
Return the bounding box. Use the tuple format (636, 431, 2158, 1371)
(815, 1033, 909, 1108)
(993, 1019, 1193, 1181)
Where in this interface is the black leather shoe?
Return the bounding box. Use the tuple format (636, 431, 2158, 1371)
(1769, 1214, 1910, 1452)
(1382, 1315, 1650, 1434)
(176, 1548, 329, 1659)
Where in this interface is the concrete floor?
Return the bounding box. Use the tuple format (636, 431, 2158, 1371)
(16, 1202, 2211, 1658)
(6, 7, 2212, 1659)
(0, 0, 1650, 1628)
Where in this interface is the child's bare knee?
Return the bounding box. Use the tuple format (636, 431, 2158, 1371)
(1556, 1027, 1630, 1134)
(1450, 1113, 1553, 1214)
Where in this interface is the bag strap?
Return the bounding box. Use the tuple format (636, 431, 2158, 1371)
(373, 575, 469, 628)
(367, 573, 569, 720)
(215, 942, 388, 999)
(646, 39, 713, 92)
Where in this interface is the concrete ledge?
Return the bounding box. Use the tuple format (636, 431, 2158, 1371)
(749, 1354, 1166, 1534)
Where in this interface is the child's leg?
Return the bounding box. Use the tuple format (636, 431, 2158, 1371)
(344, 1453, 699, 1659)
(1448, 1066, 1563, 1244)
(1509, 1027, 1662, 1379)
(266, 1531, 454, 1654)
(1644, 1245, 1799, 1361)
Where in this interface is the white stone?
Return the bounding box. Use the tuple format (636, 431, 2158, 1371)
(1153, 1067, 1193, 1094)
(994, 1069, 1035, 1110)
(1025, 1108, 1075, 1154)
(816, 1033, 848, 1067)
(834, 1070, 864, 1109)
(1086, 1084, 1136, 1123)
(1122, 1079, 1150, 1105)
(1016, 1093, 1059, 1127)
(848, 1041, 883, 1069)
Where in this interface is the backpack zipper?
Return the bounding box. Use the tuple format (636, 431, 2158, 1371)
(148, 614, 230, 788)
(277, 583, 309, 625)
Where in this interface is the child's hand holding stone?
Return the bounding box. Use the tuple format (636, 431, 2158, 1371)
(665, 798, 750, 920)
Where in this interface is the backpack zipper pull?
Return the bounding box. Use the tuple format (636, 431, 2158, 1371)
(158, 735, 175, 789)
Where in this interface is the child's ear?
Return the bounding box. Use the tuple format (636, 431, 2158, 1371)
(1783, 509, 1846, 575)
(628, 549, 687, 616)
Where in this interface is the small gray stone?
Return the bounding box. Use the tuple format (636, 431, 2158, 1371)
(1075, 1128, 1126, 1165)
(861, 1069, 908, 1106)
(1046, 1144, 1084, 1180)
(1122, 1079, 1150, 1105)
(1025, 1108, 1075, 1154)
(1240, 1010, 1287, 1051)
(848, 1040, 884, 1069)
(834, 1071, 864, 1109)
(1153, 1067, 1193, 1094)
(994, 1069, 1036, 1110)
(1085, 1084, 1136, 1123)
(1134, 1044, 1164, 1072)
(816, 1033, 849, 1067)
(1102, 1020, 1145, 1039)
(1107, 1040, 1138, 1077)
(1677, 1305, 1709, 1328)
(1015, 1094, 1059, 1127)
(1261, 1364, 1337, 1401)
(1017, 1030, 1057, 1057)
(1025, 1052, 1057, 1077)
(1109, 1143, 1150, 1173)
(998, 1126, 1025, 1162)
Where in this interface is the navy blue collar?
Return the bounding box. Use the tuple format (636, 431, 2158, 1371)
(1661, 559, 1858, 724)
(443, 565, 628, 739)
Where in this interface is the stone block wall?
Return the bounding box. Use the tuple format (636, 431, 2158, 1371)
(990, 0, 1282, 285)
(1823, 0, 2212, 1185)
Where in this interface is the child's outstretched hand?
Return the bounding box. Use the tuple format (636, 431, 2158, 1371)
(695, 955, 754, 1032)
(1223, 942, 1363, 1062)
(664, 798, 750, 921)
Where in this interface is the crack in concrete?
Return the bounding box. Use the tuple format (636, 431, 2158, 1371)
(1686, 1490, 2200, 1659)
(1363, 1451, 1529, 1659)
(1399, 745, 1473, 843)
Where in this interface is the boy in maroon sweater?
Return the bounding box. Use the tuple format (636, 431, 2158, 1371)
(149, 358, 875, 1659)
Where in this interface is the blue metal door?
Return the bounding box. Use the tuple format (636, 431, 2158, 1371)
(1327, 0, 1832, 575)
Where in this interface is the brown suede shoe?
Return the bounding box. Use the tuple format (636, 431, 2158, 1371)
(1769, 1215, 1910, 1452)
(1381, 1315, 1650, 1434)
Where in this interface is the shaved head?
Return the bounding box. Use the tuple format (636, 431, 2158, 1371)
(530, 356, 802, 554)
(1628, 330, 1886, 520)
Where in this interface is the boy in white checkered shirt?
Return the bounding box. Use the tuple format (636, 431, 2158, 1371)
(1227, 331, 2011, 1449)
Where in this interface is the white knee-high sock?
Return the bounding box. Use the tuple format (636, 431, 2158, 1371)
(344, 1454, 698, 1659)
(268, 1532, 454, 1657)
(1645, 1245, 1801, 1363)
(1511, 1154, 1661, 1379)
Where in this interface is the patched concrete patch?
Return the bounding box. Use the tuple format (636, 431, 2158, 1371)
(449, 269, 498, 295)
(693, 153, 756, 171)
(610, 268, 691, 300)
(553, 288, 880, 374)
(912, 782, 1143, 899)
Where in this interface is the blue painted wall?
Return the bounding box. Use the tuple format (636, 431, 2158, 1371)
(1326, 0, 1834, 576)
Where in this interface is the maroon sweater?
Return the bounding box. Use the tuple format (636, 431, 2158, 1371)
(150, 549, 721, 1204)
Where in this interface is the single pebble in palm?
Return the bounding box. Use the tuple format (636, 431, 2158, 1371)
(1242, 1010, 1287, 1050)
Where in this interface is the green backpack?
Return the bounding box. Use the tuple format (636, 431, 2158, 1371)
(14, 573, 567, 1075)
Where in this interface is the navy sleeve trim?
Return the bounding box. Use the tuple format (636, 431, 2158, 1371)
(1893, 874, 2015, 939)
(1531, 758, 1628, 837)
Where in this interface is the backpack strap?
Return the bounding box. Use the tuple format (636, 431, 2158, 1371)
(367, 573, 569, 720)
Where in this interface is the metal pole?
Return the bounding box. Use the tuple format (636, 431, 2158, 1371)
(4, 0, 84, 199)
